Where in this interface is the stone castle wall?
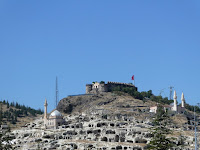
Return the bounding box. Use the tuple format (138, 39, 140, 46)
(86, 81, 136, 94)
(86, 84, 92, 94)
(107, 81, 135, 92)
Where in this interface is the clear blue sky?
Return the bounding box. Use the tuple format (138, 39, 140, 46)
(0, 1, 200, 112)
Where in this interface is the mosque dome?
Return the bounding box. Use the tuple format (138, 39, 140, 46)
(50, 110, 62, 117)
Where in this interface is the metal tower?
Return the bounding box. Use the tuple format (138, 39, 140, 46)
(159, 88, 165, 96)
(194, 105, 198, 150)
(169, 86, 174, 100)
(55, 77, 59, 108)
(196, 103, 200, 149)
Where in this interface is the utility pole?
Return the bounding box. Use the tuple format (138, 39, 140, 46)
(169, 86, 174, 100)
(55, 77, 59, 109)
(159, 88, 165, 96)
(197, 103, 200, 149)
(194, 106, 198, 150)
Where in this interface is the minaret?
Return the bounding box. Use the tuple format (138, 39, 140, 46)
(173, 90, 177, 112)
(44, 98, 48, 120)
(181, 92, 185, 108)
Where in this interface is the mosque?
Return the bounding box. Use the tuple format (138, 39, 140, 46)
(43, 99, 65, 129)
(150, 91, 186, 113)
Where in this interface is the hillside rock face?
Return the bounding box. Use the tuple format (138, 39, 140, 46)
(11, 115, 151, 149)
(57, 93, 118, 114)
(57, 93, 153, 119)
(10, 93, 196, 149)
(10, 113, 194, 150)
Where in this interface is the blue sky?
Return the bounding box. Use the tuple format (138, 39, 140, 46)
(0, 1, 200, 111)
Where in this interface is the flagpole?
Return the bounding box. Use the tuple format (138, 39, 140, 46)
(132, 75, 135, 86)
(194, 106, 197, 150)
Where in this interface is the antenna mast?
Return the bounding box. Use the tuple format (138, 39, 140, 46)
(194, 105, 198, 150)
(159, 88, 165, 96)
(196, 103, 200, 149)
(55, 77, 59, 108)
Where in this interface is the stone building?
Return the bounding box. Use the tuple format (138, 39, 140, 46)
(44, 99, 65, 129)
(86, 81, 137, 94)
(150, 105, 172, 113)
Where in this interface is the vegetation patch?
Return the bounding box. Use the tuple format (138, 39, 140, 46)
(0, 100, 43, 125)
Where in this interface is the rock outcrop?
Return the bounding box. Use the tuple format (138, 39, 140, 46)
(11, 113, 194, 149)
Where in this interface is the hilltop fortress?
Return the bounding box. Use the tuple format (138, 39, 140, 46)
(10, 82, 194, 150)
(86, 81, 137, 94)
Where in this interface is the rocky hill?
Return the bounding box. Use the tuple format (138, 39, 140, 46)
(4, 92, 198, 149)
(57, 92, 193, 126)
(57, 92, 155, 120)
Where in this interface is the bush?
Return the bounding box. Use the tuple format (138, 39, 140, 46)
(111, 87, 173, 105)
(100, 81, 105, 84)
(185, 103, 200, 113)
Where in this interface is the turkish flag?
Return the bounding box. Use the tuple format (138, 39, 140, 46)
(132, 75, 134, 80)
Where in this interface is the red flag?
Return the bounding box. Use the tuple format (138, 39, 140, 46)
(132, 75, 134, 80)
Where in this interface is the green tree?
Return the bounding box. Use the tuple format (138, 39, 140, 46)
(133, 91, 143, 100)
(147, 90, 153, 98)
(6, 101, 9, 109)
(100, 81, 105, 84)
(10, 102, 14, 107)
(2, 100, 6, 104)
(147, 105, 175, 150)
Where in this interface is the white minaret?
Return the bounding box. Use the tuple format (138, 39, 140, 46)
(44, 98, 48, 120)
(181, 92, 185, 108)
(173, 90, 177, 112)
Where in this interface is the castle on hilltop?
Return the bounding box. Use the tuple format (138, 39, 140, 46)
(86, 81, 137, 94)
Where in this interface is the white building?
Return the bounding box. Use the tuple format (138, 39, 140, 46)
(150, 105, 172, 113)
(43, 99, 65, 129)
